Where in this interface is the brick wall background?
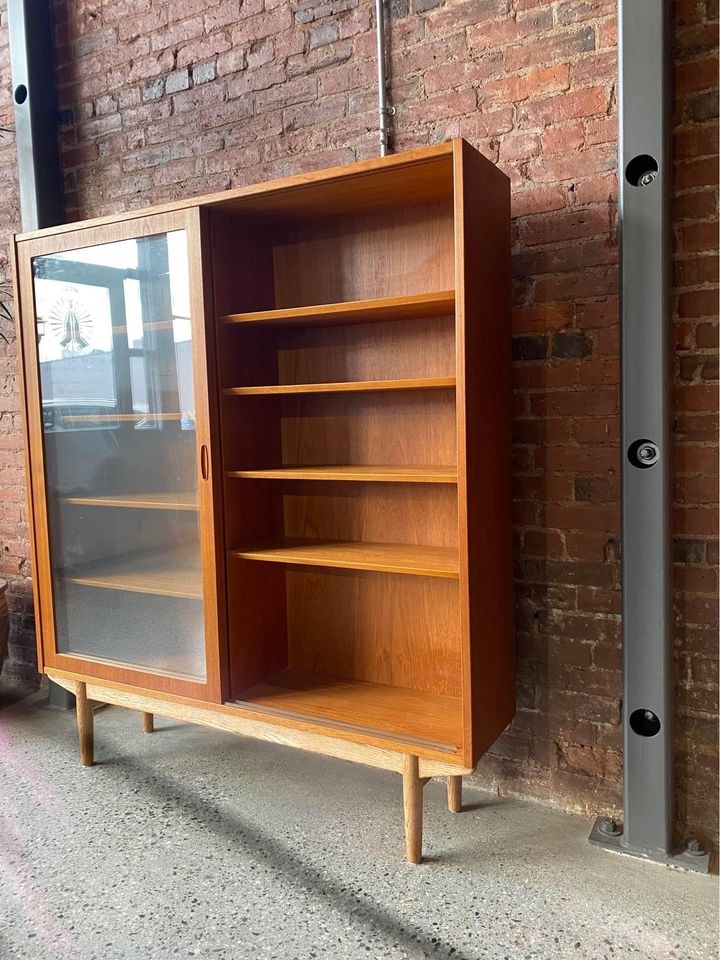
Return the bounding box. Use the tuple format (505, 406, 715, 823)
(0, 0, 716, 850)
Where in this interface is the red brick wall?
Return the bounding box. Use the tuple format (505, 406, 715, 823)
(672, 0, 718, 850)
(0, 0, 716, 849)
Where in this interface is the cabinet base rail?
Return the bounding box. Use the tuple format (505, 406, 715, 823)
(53, 671, 471, 863)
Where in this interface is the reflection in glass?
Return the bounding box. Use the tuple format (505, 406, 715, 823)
(33, 231, 206, 680)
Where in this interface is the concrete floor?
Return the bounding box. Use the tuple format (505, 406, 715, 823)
(0, 685, 717, 960)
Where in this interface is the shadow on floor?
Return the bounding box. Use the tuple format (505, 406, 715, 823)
(107, 748, 475, 960)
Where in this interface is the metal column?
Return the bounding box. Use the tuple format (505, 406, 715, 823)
(8, 0, 69, 707)
(374, 0, 394, 156)
(588, 0, 709, 872)
(7, 0, 64, 230)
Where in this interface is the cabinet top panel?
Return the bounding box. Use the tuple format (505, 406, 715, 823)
(15, 140, 483, 244)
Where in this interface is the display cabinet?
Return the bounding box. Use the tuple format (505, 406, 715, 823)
(13, 140, 513, 862)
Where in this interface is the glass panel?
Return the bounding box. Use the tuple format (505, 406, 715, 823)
(32, 230, 206, 680)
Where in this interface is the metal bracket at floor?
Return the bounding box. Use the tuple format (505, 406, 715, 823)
(589, 818, 711, 874)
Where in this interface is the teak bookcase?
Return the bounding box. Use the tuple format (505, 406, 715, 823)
(13, 140, 513, 863)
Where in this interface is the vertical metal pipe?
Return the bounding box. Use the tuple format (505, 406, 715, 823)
(375, 0, 390, 156)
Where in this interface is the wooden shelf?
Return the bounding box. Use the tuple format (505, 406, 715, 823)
(61, 492, 198, 511)
(220, 290, 456, 327)
(223, 377, 455, 396)
(64, 412, 185, 423)
(235, 669, 462, 752)
(226, 465, 457, 483)
(65, 551, 203, 599)
(230, 538, 458, 578)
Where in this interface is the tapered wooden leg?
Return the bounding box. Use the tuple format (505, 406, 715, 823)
(402, 755, 423, 864)
(76, 682, 94, 767)
(447, 775, 462, 813)
(141, 712, 154, 734)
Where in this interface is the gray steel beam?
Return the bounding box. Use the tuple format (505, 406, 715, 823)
(8, 0, 69, 708)
(588, 0, 709, 872)
(375, 0, 393, 156)
(7, 0, 64, 231)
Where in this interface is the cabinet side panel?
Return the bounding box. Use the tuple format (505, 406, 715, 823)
(455, 141, 515, 765)
(11, 237, 44, 673)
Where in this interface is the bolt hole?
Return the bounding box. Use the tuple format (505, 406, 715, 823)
(14, 84, 27, 105)
(625, 154, 658, 187)
(628, 438, 659, 469)
(629, 708, 661, 737)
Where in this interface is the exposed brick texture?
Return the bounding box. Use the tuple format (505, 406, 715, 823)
(671, 0, 719, 853)
(0, 0, 716, 850)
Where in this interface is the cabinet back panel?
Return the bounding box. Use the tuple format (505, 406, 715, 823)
(210, 212, 276, 316)
(275, 315, 454, 387)
(217, 326, 280, 391)
(222, 398, 288, 695)
(42, 427, 200, 567)
(55, 586, 206, 679)
(43, 428, 197, 495)
(220, 394, 283, 469)
(282, 481, 457, 548)
(272, 202, 454, 307)
(280, 390, 456, 467)
(51, 504, 200, 569)
(227, 560, 289, 694)
(223, 476, 285, 548)
(285, 569, 462, 697)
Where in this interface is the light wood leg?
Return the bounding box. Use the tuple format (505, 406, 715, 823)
(447, 775, 462, 813)
(402, 754, 423, 864)
(141, 712, 154, 734)
(76, 681, 94, 767)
